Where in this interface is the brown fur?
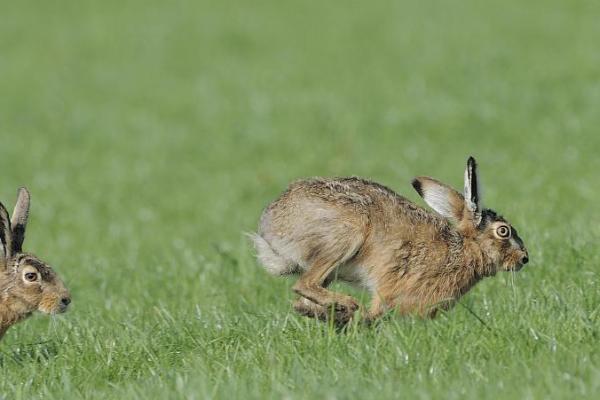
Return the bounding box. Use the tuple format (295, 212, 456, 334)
(253, 158, 528, 325)
(0, 188, 70, 340)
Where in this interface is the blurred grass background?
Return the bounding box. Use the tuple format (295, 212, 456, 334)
(0, 0, 598, 398)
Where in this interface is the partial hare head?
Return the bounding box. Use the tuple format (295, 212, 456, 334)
(412, 157, 528, 272)
(0, 188, 71, 318)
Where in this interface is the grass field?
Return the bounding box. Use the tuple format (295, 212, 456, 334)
(1, 0, 599, 398)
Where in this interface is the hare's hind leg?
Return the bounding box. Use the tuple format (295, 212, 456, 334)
(292, 235, 363, 324)
(292, 273, 338, 322)
(293, 260, 359, 324)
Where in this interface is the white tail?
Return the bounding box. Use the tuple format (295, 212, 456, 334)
(250, 234, 298, 276)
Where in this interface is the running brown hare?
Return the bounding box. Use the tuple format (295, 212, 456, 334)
(253, 157, 528, 325)
(0, 188, 71, 340)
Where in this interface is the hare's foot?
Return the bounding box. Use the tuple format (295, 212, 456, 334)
(293, 297, 327, 320)
(293, 295, 359, 326)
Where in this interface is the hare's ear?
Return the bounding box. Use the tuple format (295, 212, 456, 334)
(412, 177, 465, 222)
(11, 187, 30, 254)
(0, 202, 13, 264)
(463, 156, 482, 225)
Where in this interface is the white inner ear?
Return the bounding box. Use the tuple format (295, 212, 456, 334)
(463, 162, 484, 226)
(465, 198, 478, 213)
(421, 185, 458, 220)
(463, 167, 477, 212)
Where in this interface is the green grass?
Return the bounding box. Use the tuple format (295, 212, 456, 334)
(1, 0, 599, 398)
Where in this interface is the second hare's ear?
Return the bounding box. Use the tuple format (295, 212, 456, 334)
(412, 177, 465, 222)
(11, 187, 30, 254)
(0, 202, 13, 264)
(463, 157, 482, 225)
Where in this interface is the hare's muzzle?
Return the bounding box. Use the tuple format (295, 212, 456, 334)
(513, 249, 529, 271)
(59, 296, 71, 313)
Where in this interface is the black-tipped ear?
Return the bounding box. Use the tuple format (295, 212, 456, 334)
(463, 156, 482, 223)
(412, 177, 465, 222)
(0, 202, 13, 263)
(11, 187, 30, 254)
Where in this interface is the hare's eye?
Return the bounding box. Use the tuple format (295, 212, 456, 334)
(24, 272, 38, 282)
(496, 225, 511, 239)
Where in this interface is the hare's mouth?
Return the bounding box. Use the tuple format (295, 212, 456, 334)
(513, 263, 525, 271)
(505, 262, 525, 272)
(502, 262, 523, 272)
(503, 253, 528, 272)
(38, 303, 69, 315)
(38, 295, 71, 314)
(58, 303, 70, 313)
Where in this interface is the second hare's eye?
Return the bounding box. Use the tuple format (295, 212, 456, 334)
(496, 225, 511, 239)
(24, 272, 38, 282)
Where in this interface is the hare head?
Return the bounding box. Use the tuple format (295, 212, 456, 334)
(0, 188, 71, 322)
(412, 157, 528, 273)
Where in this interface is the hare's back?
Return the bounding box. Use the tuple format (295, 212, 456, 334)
(289, 176, 408, 206)
(260, 177, 376, 231)
(259, 177, 408, 238)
